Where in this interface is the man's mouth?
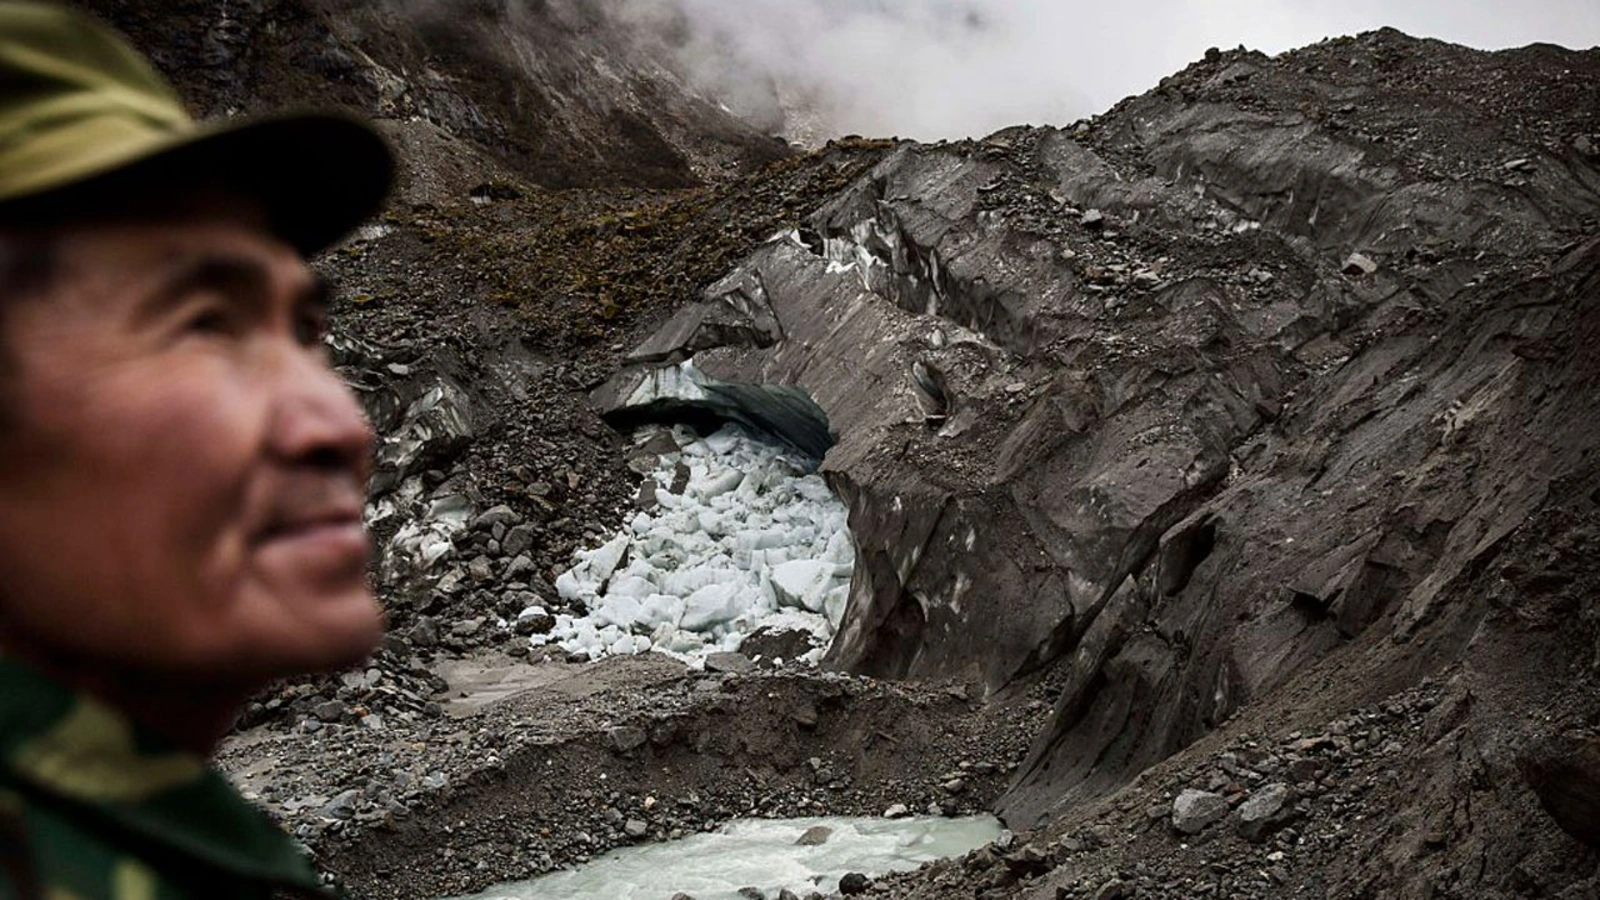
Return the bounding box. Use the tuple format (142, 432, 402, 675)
(250, 495, 371, 575)
(250, 514, 370, 586)
(247, 478, 373, 578)
(254, 507, 366, 544)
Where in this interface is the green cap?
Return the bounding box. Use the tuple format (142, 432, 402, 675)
(0, 2, 393, 254)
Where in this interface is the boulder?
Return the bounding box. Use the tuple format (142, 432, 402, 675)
(741, 626, 821, 664)
(502, 524, 537, 558)
(796, 825, 833, 846)
(1234, 783, 1297, 842)
(838, 874, 871, 896)
(1521, 735, 1600, 848)
(472, 505, 521, 530)
(607, 726, 648, 754)
(1171, 789, 1229, 834)
(407, 616, 440, 648)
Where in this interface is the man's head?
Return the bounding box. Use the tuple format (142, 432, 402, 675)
(0, 4, 394, 685)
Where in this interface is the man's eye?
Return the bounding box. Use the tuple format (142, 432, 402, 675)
(185, 306, 236, 335)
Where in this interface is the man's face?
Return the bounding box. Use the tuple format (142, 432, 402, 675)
(0, 212, 382, 681)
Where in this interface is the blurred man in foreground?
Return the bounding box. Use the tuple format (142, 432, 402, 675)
(0, 3, 393, 896)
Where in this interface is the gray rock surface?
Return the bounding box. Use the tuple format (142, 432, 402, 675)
(1171, 789, 1230, 835)
(838, 873, 872, 896)
(74, 0, 789, 194)
(600, 27, 1600, 837)
(795, 825, 833, 846)
(1519, 735, 1600, 848)
(1234, 783, 1297, 842)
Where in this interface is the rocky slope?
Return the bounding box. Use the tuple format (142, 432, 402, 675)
(58, 4, 1600, 898)
(71, 0, 790, 194)
(601, 28, 1600, 898)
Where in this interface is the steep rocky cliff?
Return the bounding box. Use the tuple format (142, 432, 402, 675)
(72, 0, 789, 193)
(601, 29, 1600, 894)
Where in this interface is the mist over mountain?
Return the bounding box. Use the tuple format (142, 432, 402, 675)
(612, 0, 1600, 140)
(605, 0, 1085, 141)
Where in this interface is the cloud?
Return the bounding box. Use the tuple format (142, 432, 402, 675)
(612, 0, 1089, 140)
(612, 0, 1600, 141)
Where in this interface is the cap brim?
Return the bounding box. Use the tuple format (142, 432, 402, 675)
(0, 112, 394, 257)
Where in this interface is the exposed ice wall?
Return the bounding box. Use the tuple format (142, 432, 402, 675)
(532, 424, 854, 666)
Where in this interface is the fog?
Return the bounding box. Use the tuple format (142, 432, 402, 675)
(614, 0, 1600, 140)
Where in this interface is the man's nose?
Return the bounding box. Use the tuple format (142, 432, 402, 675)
(266, 346, 375, 476)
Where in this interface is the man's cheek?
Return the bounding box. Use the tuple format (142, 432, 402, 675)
(115, 380, 260, 529)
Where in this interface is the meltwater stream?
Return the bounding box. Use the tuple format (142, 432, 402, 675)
(449, 815, 1003, 900)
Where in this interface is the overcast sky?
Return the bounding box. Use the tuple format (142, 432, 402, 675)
(640, 0, 1600, 140)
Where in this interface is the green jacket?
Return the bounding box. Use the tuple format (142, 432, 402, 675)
(0, 659, 333, 899)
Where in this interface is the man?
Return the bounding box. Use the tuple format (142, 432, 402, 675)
(0, 3, 395, 897)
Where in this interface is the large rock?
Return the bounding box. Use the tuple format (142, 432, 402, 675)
(795, 825, 833, 846)
(1234, 783, 1297, 842)
(1171, 789, 1230, 835)
(1520, 735, 1600, 848)
(329, 334, 481, 497)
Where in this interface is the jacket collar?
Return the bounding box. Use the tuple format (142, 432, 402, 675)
(0, 658, 329, 895)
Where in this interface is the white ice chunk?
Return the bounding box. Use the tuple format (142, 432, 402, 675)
(420, 534, 454, 567)
(824, 585, 850, 625)
(555, 569, 587, 602)
(591, 595, 645, 630)
(548, 424, 857, 666)
(771, 559, 836, 613)
(825, 530, 855, 566)
(703, 429, 742, 454)
(680, 583, 746, 631)
(735, 529, 793, 553)
(607, 575, 657, 600)
(695, 468, 745, 500)
(637, 595, 686, 630)
(584, 534, 630, 583)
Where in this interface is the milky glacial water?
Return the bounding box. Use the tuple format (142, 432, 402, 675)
(448, 815, 1003, 900)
